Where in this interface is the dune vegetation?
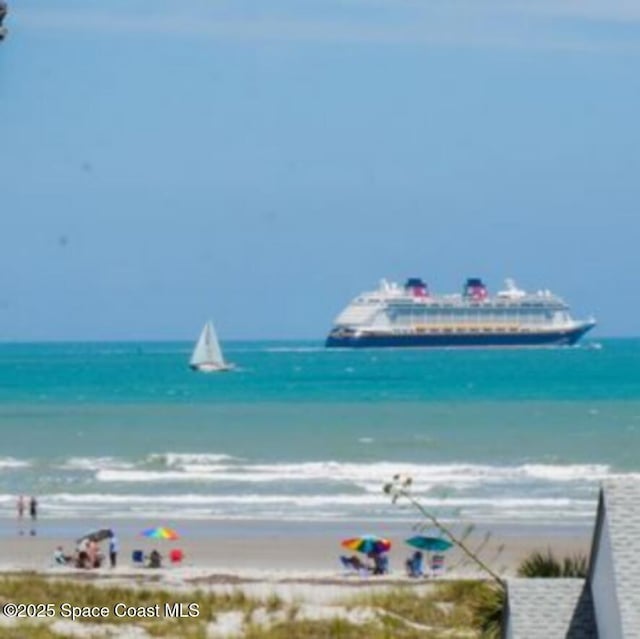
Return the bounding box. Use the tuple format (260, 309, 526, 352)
(0, 573, 503, 638)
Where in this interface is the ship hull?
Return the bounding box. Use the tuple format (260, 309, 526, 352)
(189, 363, 235, 373)
(326, 323, 595, 349)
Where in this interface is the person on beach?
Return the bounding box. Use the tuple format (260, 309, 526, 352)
(75, 550, 90, 569)
(77, 536, 89, 554)
(405, 551, 424, 578)
(109, 534, 119, 568)
(87, 539, 102, 568)
(368, 551, 389, 575)
(29, 496, 37, 520)
(148, 549, 162, 568)
(29, 496, 37, 535)
(74, 536, 90, 568)
(53, 546, 72, 566)
(16, 495, 25, 535)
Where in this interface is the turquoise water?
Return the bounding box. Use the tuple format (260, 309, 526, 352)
(0, 338, 638, 524)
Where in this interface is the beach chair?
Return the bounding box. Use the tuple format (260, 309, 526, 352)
(430, 553, 445, 577)
(169, 548, 184, 565)
(132, 550, 144, 566)
(340, 555, 357, 573)
(340, 555, 368, 576)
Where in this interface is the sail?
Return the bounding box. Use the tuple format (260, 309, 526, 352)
(190, 321, 225, 367)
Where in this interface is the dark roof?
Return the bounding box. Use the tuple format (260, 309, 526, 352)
(598, 478, 640, 636)
(506, 578, 597, 638)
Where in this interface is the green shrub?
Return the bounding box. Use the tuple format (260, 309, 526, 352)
(517, 549, 588, 578)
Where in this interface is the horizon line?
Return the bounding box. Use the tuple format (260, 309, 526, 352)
(0, 335, 627, 346)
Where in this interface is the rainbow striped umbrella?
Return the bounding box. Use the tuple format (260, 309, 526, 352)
(341, 535, 391, 555)
(140, 527, 180, 540)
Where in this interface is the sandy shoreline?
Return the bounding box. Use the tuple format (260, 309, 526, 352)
(0, 518, 593, 637)
(0, 517, 591, 578)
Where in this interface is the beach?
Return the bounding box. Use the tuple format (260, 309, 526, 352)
(3, 0, 639, 631)
(0, 518, 591, 637)
(0, 340, 633, 635)
(0, 517, 591, 576)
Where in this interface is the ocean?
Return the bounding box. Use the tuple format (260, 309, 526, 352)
(0, 338, 638, 526)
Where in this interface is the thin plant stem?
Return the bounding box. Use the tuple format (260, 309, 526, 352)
(395, 487, 505, 588)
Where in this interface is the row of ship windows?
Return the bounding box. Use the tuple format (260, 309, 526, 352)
(361, 299, 561, 309)
(390, 308, 557, 316)
(391, 313, 569, 325)
(409, 326, 542, 333)
(393, 317, 564, 328)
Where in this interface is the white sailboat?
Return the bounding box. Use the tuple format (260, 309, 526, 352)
(189, 321, 234, 372)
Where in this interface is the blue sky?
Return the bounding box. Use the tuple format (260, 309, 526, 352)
(1, 0, 639, 340)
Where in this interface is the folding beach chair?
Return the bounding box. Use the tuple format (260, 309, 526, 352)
(169, 548, 184, 565)
(340, 555, 357, 573)
(339, 555, 369, 576)
(430, 553, 445, 577)
(132, 549, 144, 566)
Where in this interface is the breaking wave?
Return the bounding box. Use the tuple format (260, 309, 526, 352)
(0, 452, 630, 523)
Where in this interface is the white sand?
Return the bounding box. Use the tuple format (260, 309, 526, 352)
(0, 518, 590, 577)
(0, 518, 591, 612)
(0, 519, 591, 638)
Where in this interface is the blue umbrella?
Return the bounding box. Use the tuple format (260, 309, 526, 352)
(406, 535, 453, 552)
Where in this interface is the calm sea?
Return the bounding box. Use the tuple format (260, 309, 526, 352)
(0, 338, 638, 525)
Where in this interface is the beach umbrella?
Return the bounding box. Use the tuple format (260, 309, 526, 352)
(341, 535, 391, 555)
(77, 528, 114, 543)
(406, 535, 453, 552)
(140, 526, 180, 540)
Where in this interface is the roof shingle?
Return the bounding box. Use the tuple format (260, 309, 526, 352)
(600, 478, 640, 636)
(506, 578, 596, 639)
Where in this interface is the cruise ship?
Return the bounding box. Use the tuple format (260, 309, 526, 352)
(326, 277, 596, 348)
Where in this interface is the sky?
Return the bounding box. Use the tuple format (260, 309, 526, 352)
(1, 0, 639, 341)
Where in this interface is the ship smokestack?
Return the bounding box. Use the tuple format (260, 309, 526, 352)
(404, 277, 429, 298)
(464, 277, 487, 300)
